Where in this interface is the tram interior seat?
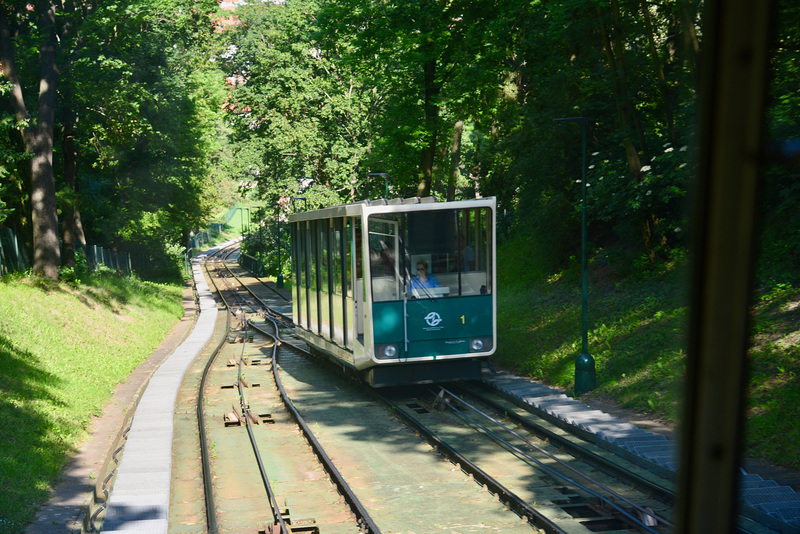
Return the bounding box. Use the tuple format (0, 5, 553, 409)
(372, 273, 489, 301)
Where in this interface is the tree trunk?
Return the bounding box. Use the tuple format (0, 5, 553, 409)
(0, 2, 61, 280)
(447, 120, 463, 201)
(677, 0, 700, 78)
(61, 104, 84, 268)
(597, 3, 643, 177)
(641, 1, 676, 144)
(32, 2, 61, 279)
(417, 56, 439, 198)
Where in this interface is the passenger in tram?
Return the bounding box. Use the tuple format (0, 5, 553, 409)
(408, 260, 440, 296)
(458, 234, 475, 272)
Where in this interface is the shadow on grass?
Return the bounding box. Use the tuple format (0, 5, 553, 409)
(0, 335, 71, 532)
(495, 276, 688, 416)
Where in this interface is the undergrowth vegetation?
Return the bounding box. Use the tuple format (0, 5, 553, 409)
(494, 233, 800, 471)
(0, 269, 183, 533)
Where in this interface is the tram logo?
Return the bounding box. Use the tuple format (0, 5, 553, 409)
(424, 312, 442, 327)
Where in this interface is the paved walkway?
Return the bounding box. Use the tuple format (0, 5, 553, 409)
(25, 282, 198, 534)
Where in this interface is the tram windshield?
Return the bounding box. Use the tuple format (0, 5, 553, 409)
(368, 207, 492, 302)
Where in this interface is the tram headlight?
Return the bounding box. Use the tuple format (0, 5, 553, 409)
(376, 344, 399, 359)
(469, 337, 492, 353)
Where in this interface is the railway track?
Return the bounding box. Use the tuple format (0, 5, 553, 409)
(166, 242, 797, 534)
(191, 244, 372, 533)
(378, 385, 674, 533)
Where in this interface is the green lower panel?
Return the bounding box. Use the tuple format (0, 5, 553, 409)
(407, 338, 471, 358)
(373, 295, 493, 359)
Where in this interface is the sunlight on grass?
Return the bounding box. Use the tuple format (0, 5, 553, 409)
(0, 272, 183, 531)
(494, 237, 800, 469)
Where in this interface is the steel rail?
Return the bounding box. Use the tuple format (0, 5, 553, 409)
(250, 317, 383, 534)
(437, 387, 668, 532)
(458, 383, 677, 504)
(202, 245, 291, 533)
(374, 390, 570, 534)
(236, 318, 291, 534)
(218, 250, 293, 323)
(198, 245, 237, 534)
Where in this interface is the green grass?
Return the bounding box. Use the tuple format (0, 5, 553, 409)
(0, 270, 183, 533)
(494, 233, 800, 470)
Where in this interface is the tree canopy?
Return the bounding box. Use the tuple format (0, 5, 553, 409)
(1, 0, 798, 281)
(0, 0, 227, 280)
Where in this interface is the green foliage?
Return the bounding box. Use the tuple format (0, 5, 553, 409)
(495, 234, 800, 470)
(222, 0, 381, 204)
(240, 204, 293, 279)
(0, 274, 183, 531)
(746, 281, 800, 469)
(59, 250, 89, 286)
(1, 0, 231, 282)
(0, 81, 27, 226)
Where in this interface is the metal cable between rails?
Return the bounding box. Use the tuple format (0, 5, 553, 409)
(436, 386, 669, 532)
(203, 245, 290, 533)
(252, 316, 383, 534)
(237, 318, 291, 534)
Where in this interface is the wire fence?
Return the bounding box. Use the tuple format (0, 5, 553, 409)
(182, 204, 270, 276)
(0, 227, 133, 277)
(1, 204, 262, 279)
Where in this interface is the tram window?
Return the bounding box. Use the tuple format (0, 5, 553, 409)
(405, 208, 492, 297)
(294, 222, 306, 328)
(307, 221, 318, 333)
(331, 218, 345, 347)
(369, 217, 400, 302)
(407, 210, 455, 254)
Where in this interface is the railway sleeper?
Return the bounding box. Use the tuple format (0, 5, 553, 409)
(224, 404, 244, 426)
(230, 331, 254, 343)
(257, 511, 320, 534)
(223, 402, 273, 427)
(582, 496, 659, 532)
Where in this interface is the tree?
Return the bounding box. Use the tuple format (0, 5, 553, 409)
(1, 0, 226, 280)
(224, 0, 380, 205)
(0, 1, 62, 279)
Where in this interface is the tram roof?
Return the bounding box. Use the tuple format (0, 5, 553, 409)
(288, 196, 496, 223)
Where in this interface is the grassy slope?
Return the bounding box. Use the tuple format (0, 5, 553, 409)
(0, 272, 183, 533)
(493, 234, 800, 470)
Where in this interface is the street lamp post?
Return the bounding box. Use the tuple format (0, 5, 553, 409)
(367, 172, 390, 199)
(554, 116, 596, 395)
(291, 196, 308, 211)
(268, 202, 284, 289)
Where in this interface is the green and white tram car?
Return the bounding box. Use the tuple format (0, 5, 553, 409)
(288, 197, 496, 387)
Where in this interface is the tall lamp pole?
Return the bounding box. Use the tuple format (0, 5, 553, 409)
(268, 202, 284, 289)
(291, 196, 308, 211)
(554, 117, 596, 395)
(367, 172, 390, 199)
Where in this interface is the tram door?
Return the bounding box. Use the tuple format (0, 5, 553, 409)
(368, 218, 401, 302)
(353, 218, 365, 345)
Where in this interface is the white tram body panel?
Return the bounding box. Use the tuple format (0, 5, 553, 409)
(288, 197, 496, 386)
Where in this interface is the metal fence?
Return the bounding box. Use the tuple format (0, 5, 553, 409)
(238, 252, 266, 277)
(84, 244, 132, 274)
(2, 204, 251, 278)
(0, 226, 131, 277)
(0, 227, 30, 275)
